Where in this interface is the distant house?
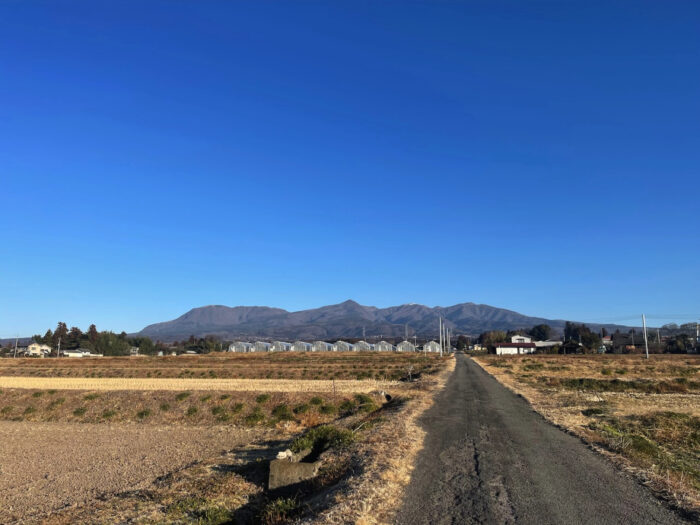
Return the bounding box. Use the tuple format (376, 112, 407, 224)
(129, 346, 140, 356)
(312, 341, 333, 352)
(375, 341, 395, 352)
(396, 340, 416, 352)
(62, 349, 103, 358)
(534, 339, 562, 350)
(27, 343, 51, 357)
(492, 342, 536, 355)
(511, 335, 532, 344)
(423, 341, 441, 353)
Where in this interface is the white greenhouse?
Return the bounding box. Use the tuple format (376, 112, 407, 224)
(375, 340, 395, 352)
(230, 342, 253, 353)
(291, 341, 312, 352)
(254, 341, 272, 352)
(312, 341, 333, 352)
(271, 341, 292, 352)
(333, 340, 353, 352)
(423, 340, 441, 353)
(354, 340, 372, 352)
(396, 340, 416, 352)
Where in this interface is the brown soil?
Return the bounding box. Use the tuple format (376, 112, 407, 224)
(0, 421, 271, 524)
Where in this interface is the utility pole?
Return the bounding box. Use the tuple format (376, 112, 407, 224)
(13, 336, 18, 358)
(657, 329, 661, 344)
(57, 336, 61, 358)
(642, 314, 649, 360)
(438, 317, 443, 357)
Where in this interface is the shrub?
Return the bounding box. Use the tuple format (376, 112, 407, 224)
(231, 402, 244, 413)
(319, 404, 336, 415)
(73, 406, 87, 416)
(32, 391, 44, 398)
(47, 389, 57, 395)
(1, 406, 13, 415)
(601, 368, 612, 375)
(255, 394, 271, 404)
(211, 405, 226, 416)
(84, 393, 100, 401)
(48, 398, 66, 409)
(102, 409, 117, 419)
(220, 394, 230, 400)
(186, 406, 198, 416)
(290, 425, 354, 455)
(176, 392, 192, 401)
(354, 393, 378, 413)
(339, 399, 356, 415)
(137, 409, 151, 420)
(271, 404, 294, 421)
(293, 403, 310, 414)
(24, 406, 37, 415)
(581, 407, 606, 417)
(260, 497, 300, 525)
(244, 407, 265, 426)
(310, 396, 323, 405)
(200, 395, 212, 402)
(160, 403, 171, 411)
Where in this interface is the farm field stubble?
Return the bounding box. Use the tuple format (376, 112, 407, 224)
(474, 353, 700, 518)
(0, 352, 449, 524)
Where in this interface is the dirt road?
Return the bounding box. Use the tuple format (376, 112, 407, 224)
(0, 421, 266, 524)
(397, 354, 688, 524)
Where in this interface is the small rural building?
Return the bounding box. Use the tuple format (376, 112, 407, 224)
(230, 342, 253, 353)
(62, 349, 103, 358)
(375, 340, 395, 352)
(354, 340, 371, 352)
(291, 341, 312, 352)
(26, 343, 51, 357)
(312, 341, 333, 352)
(423, 341, 441, 353)
(333, 340, 353, 352)
(533, 340, 562, 350)
(271, 341, 292, 352)
(254, 341, 272, 352)
(396, 340, 416, 352)
(493, 342, 536, 355)
(511, 335, 532, 344)
(129, 346, 140, 356)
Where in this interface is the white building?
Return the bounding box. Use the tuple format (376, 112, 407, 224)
(396, 340, 416, 352)
(312, 341, 333, 352)
(354, 340, 371, 352)
(254, 341, 272, 352)
(26, 343, 51, 357)
(375, 340, 395, 352)
(423, 341, 441, 353)
(511, 335, 532, 344)
(291, 341, 312, 352)
(271, 341, 292, 352)
(230, 342, 253, 353)
(493, 342, 536, 355)
(333, 340, 353, 352)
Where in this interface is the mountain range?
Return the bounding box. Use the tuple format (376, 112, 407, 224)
(136, 300, 631, 341)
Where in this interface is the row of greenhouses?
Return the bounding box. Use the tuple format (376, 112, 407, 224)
(227, 340, 443, 353)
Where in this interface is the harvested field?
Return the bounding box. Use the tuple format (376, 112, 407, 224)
(0, 421, 272, 524)
(474, 353, 700, 517)
(0, 376, 397, 393)
(0, 352, 444, 381)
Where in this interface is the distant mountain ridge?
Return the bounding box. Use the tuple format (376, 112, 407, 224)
(136, 300, 631, 341)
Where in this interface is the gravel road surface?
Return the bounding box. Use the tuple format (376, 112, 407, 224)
(397, 354, 688, 525)
(0, 421, 264, 524)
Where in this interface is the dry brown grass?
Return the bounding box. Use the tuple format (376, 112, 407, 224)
(306, 356, 457, 525)
(474, 353, 700, 517)
(0, 376, 398, 393)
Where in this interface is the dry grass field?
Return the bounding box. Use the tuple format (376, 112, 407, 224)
(0, 352, 451, 524)
(474, 353, 700, 517)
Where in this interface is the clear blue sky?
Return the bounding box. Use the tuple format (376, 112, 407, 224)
(2, 1, 699, 337)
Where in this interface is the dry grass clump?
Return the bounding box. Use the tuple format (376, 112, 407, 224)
(475, 353, 700, 517)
